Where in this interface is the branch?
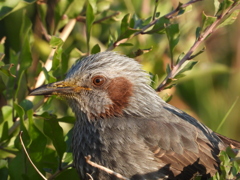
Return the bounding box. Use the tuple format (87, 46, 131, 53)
(156, 1, 239, 92)
(107, 0, 202, 51)
(85, 155, 130, 180)
(19, 131, 47, 180)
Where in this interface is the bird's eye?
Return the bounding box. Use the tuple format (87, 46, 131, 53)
(92, 76, 106, 87)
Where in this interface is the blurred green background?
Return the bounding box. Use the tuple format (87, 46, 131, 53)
(0, 0, 239, 179)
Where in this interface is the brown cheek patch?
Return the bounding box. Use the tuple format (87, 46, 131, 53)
(101, 77, 133, 118)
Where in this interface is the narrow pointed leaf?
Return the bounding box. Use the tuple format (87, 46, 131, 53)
(43, 117, 66, 161)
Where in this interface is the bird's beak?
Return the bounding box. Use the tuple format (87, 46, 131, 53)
(29, 81, 90, 96)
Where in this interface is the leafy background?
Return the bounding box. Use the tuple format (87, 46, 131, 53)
(0, 0, 240, 179)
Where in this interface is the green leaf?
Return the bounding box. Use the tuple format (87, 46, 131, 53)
(8, 152, 25, 179)
(26, 111, 47, 163)
(54, 0, 76, 33)
(19, 14, 32, 70)
(52, 47, 63, 71)
(14, 103, 31, 149)
(0, 121, 8, 142)
(134, 16, 152, 29)
(166, 64, 171, 74)
(68, 0, 85, 18)
(14, 103, 25, 121)
(117, 43, 133, 47)
(41, 147, 59, 173)
(43, 117, 66, 161)
(8, 151, 43, 180)
(88, 0, 97, 13)
(19, 99, 33, 112)
(214, 0, 220, 15)
(189, 47, 205, 60)
(117, 14, 140, 40)
(164, 83, 177, 90)
(149, 73, 159, 89)
(162, 78, 178, 90)
(97, 0, 111, 12)
(218, 9, 240, 28)
(0, 0, 20, 20)
(162, 93, 173, 103)
(176, 61, 198, 77)
(120, 14, 130, 35)
(65, 128, 73, 152)
(0, 159, 8, 180)
(0, 53, 4, 61)
(176, 52, 185, 64)
(202, 12, 217, 31)
(1, 106, 13, 125)
(166, 23, 179, 60)
(107, 29, 118, 47)
(37, 3, 47, 27)
(0, 63, 15, 86)
(146, 16, 169, 34)
(177, 3, 192, 16)
(50, 36, 64, 48)
(29, 124, 47, 162)
(216, 0, 234, 15)
(14, 70, 25, 99)
(42, 68, 57, 84)
(118, 27, 139, 40)
(232, 161, 239, 176)
(62, 152, 73, 164)
(225, 146, 237, 158)
(86, 1, 95, 52)
(56, 168, 79, 180)
(0, 63, 15, 77)
(195, 27, 202, 40)
(91, 44, 101, 54)
(58, 116, 75, 124)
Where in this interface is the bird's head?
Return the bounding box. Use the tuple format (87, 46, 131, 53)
(30, 52, 162, 120)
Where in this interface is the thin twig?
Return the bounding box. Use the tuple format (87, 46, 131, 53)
(156, 1, 238, 92)
(107, 0, 202, 51)
(48, 163, 74, 180)
(19, 131, 47, 180)
(85, 155, 130, 180)
(86, 173, 94, 180)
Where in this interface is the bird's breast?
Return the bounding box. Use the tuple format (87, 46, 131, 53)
(71, 116, 164, 179)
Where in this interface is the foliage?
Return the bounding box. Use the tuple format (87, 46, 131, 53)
(209, 147, 240, 180)
(0, 0, 240, 179)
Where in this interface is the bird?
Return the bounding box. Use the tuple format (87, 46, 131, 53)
(30, 51, 240, 180)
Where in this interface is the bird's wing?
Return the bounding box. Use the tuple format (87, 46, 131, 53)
(137, 105, 224, 179)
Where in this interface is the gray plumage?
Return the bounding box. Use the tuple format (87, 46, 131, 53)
(30, 51, 240, 180)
